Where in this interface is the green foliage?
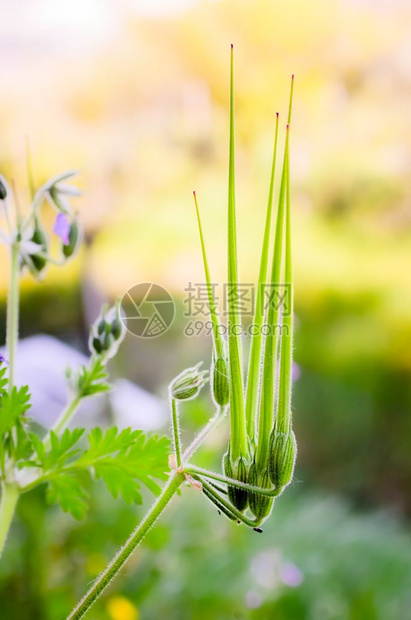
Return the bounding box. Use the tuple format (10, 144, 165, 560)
(69, 357, 112, 398)
(23, 427, 171, 520)
(0, 366, 7, 395)
(30, 429, 85, 471)
(80, 428, 171, 502)
(47, 472, 90, 521)
(0, 386, 31, 439)
(0, 374, 32, 468)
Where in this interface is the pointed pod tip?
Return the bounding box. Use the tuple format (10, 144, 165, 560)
(231, 43, 234, 49)
(193, 190, 196, 197)
(276, 111, 279, 118)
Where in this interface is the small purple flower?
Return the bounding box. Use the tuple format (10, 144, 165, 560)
(0, 355, 8, 365)
(53, 213, 70, 245)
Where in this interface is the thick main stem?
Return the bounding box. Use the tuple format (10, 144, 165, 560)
(6, 243, 20, 393)
(0, 243, 21, 559)
(0, 483, 19, 557)
(67, 472, 184, 620)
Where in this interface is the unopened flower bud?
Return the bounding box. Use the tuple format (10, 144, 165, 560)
(268, 427, 297, 490)
(62, 219, 81, 258)
(29, 224, 48, 274)
(170, 362, 208, 401)
(0, 179, 7, 200)
(224, 451, 249, 512)
(89, 301, 125, 360)
(211, 354, 230, 406)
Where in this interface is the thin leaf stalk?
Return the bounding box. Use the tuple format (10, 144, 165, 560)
(67, 471, 184, 620)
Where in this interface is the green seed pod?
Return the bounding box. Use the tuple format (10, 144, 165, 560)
(268, 429, 297, 490)
(249, 463, 274, 520)
(211, 355, 229, 406)
(224, 452, 248, 512)
(30, 226, 48, 273)
(62, 220, 81, 258)
(0, 180, 7, 200)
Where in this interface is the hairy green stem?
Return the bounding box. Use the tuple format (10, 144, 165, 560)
(0, 243, 22, 558)
(6, 243, 20, 393)
(42, 396, 82, 451)
(0, 483, 19, 558)
(170, 399, 182, 468)
(183, 405, 227, 462)
(185, 465, 281, 497)
(67, 471, 184, 620)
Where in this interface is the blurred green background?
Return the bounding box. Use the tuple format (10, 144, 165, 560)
(1, 0, 411, 618)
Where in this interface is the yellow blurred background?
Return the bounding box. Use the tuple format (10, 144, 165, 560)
(1, 2, 411, 619)
(1, 0, 410, 322)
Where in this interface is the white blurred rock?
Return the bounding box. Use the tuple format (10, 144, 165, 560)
(0, 334, 167, 431)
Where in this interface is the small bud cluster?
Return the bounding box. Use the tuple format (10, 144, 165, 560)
(89, 301, 125, 361)
(0, 170, 82, 281)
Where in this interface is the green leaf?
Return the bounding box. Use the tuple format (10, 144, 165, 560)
(0, 366, 8, 396)
(85, 426, 140, 459)
(80, 428, 170, 505)
(0, 385, 31, 439)
(24, 425, 170, 520)
(76, 358, 111, 398)
(30, 428, 85, 470)
(14, 419, 34, 462)
(46, 471, 89, 520)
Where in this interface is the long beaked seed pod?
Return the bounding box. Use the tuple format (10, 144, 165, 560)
(211, 354, 230, 406)
(224, 451, 249, 512)
(248, 463, 274, 520)
(268, 426, 297, 490)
